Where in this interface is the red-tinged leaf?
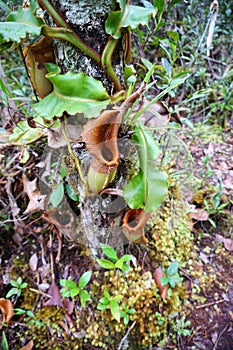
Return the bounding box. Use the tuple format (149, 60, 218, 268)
(19, 340, 34, 350)
(44, 281, 63, 307)
(0, 298, 14, 325)
(216, 234, 233, 252)
(153, 267, 168, 299)
(190, 208, 209, 221)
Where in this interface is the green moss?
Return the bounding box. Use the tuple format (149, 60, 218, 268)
(148, 182, 194, 267)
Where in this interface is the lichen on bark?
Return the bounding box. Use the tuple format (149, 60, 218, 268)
(50, 0, 124, 93)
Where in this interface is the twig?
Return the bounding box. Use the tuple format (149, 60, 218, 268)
(117, 321, 136, 350)
(213, 324, 228, 350)
(29, 288, 51, 298)
(196, 299, 225, 309)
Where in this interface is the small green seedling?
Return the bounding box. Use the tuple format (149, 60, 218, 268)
(155, 311, 165, 325)
(6, 277, 28, 298)
(161, 262, 181, 296)
(14, 308, 44, 327)
(97, 244, 133, 272)
(97, 290, 123, 322)
(175, 315, 191, 336)
(60, 270, 92, 307)
(120, 302, 135, 325)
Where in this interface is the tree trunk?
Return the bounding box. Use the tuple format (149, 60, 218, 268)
(43, 0, 126, 257)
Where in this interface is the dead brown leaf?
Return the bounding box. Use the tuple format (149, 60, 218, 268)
(216, 234, 233, 252)
(19, 340, 34, 350)
(0, 298, 14, 326)
(190, 208, 209, 221)
(153, 267, 168, 299)
(29, 253, 38, 271)
(22, 174, 46, 213)
(44, 281, 63, 307)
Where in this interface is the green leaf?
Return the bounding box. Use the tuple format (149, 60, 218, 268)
(124, 128, 168, 212)
(97, 259, 116, 269)
(78, 271, 92, 289)
(121, 263, 131, 273)
(166, 30, 180, 42)
(7, 6, 44, 27)
(97, 302, 108, 310)
(115, 255, 132, 268)
(0, 22, 41, 44)
(0, 0, 11, 14)
(33, 64, 110, 119)
(70, 286, 80, 298)
(80, 290, 91, 307)
(160, 276, 169, 286)
(106, 0, 156, 39)
(65, 184, 79, 201)
(60, 279, 77, 290)
(104, 290, 110, 299)
(6, 288, 17, 298)
(123, 315, 129, 324)
(101, 244, 118, 262)
(167, 262, 179, 276)
(9, 121, 44, 144)
(49, 183, 64, 207)
(98, 298, 109, 306)
(113, 294, 123, 301)
(1, 331, 9, 350)
(110, 300, 121, 322)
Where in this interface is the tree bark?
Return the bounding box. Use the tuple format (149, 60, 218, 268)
(43, 0, 127, 256)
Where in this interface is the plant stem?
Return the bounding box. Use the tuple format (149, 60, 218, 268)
(61, 118, 86, 184)
(41, 26, 101, 65)
(38, 0, 67, 27)
(101, 37, 122, 92)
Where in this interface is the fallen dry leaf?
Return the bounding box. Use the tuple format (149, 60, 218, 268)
(216, 234, 233, 252)
(153, 267, 168, 299)
(29, 253, 38, 271)
(44, 281, 63, 307)
(0, 298, 14, 325)
(19, 340, 34, 350)
(190, 208, 209, 221)
(22, 174, 46, 213)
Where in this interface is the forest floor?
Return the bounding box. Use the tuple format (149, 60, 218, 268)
(0, 120, 233, 350)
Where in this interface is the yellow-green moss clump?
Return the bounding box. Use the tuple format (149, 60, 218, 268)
(148, 182, 194, 267)
(86, 268, 184, 349)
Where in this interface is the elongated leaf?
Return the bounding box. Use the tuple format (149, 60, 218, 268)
(9, 121, 44, 144)
(49, 183, 64, 207)
(0, 23, 41, 44)
(106, 0, 156, 39)
(110, 300, 121, 322)
(34, 64, 110, 119)
(79, 290, 91, 307)
(101, 244, 118, 262)
(1, 331, 9, 350)
(97, 259, 116, 269)
(78, 271, 92, 289)
(0, 0, 11, 14)
(124, 128, 168, 212)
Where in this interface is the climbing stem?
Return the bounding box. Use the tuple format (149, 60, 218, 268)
(101, 37, 122, 92)
(41, 26, 101, 65)
(38, 0, 67, 27)
(61, 118, 86, 184)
